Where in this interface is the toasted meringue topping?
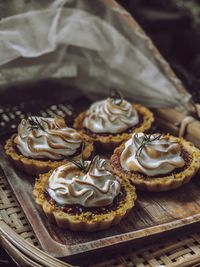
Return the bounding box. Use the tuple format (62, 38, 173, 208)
(83, 98, 139, 133)
(47, 156, 121, 207)
(14, 116, 82, 160)
(120, 133, 185, 176)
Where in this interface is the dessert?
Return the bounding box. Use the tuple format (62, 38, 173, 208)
(111, 133, 200, 191)
(73, 90, 154, 151)
(5, 116, 93, 175)
(33, 156, 137, 231)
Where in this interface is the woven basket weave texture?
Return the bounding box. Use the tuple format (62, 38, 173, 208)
(1, 168, 200, 267)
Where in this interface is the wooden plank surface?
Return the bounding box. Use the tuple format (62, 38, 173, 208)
(0, 80, 199, 263)
(1, 143, 200, 261)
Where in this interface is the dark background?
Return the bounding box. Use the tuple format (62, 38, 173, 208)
(1, 0, 200, 266)
(118, 0, 200, 103)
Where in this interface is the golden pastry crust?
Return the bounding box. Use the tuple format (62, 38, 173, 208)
(4, 134, 93, 176)
(33, 168, 137, 231)
(73, 104, 154, 151)
(111, 136, 200, 192)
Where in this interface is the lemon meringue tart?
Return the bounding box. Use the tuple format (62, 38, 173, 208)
(33, 156, 136, 231)
(5, 116, 93, 175)
(111, 133, 200, 191)
(73, 90, 154, 151)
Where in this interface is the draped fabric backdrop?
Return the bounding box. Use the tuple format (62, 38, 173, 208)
(0, 0, 191, 109)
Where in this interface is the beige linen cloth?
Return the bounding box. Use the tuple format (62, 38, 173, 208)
(0, 0, 191, 110)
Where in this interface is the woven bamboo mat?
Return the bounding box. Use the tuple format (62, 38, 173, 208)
(1, 169, 200, 267)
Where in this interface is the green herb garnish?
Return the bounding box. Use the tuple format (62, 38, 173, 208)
(28, 117, 45, 131)
(67, 143, 95, 173)
(135, 133, 163, 161)
(109, 89, 123, 105)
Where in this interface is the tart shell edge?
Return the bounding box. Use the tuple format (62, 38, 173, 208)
(111, 137, 200, 192)
(4, 134, 94, 176)
(33, 170, 137, 231)
(73, 104, 154, 150)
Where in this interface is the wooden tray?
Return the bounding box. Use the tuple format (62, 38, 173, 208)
(1, 139, 200, 262)
(0, 82, 199, 264)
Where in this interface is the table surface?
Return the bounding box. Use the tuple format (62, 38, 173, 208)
(1, 1, 200, 266)
(1, 164, 200, 267)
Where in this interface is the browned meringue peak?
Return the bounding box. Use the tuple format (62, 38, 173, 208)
(47, 156, 121, 207)
(83, 96, 139, 133)
(120, 133, 185, 176)
(14, 116, 82, 160)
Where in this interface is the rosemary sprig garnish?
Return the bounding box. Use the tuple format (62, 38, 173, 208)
(135, 133, 163, 161)
(102, 158, 113, 173)
(109, 89, 123, 105)
(67, 143, 95, 173)
(27, 117, 45, 131)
